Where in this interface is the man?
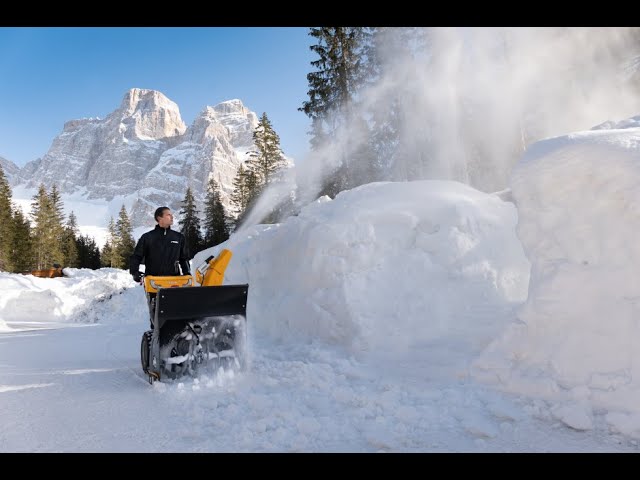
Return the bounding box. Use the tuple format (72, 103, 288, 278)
(130, 206, 190, 283)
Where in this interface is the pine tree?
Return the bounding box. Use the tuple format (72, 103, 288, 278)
(9, 206, 32, 273)
(300, 28, 371, 135)
(233, 167, 261, 228)
(48, 184, 67, 262)
(30, 184, 64, 269)
(113, 205, 135, 269)
(77, 235, 101, 269)
(101, 217, 117, 268)
(0, 164, 14, 271)
(231, 113, 289, 226)
(299, 27, 372, 196)
(178, 187, 203, 259)
(230, 164, 250, 216)
(202, 178, 229, 248)
(246, 112, 287, 187)
(62, 211, 80, 268)
(49, 184, 65, 227)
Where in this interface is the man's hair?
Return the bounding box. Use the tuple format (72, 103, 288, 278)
(154, 206, 170, 222)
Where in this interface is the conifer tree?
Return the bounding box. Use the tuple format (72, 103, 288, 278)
(203, 178, 229, 248)
(62, 211, 80, 268)
(30, 184, 64, 269)
(48, 184, 67, 261)
(77, 235, 101, 269)
(113, 205, 135, 269)
(300, 27, 371, 138)
(9, 207, 32, 273)
(230, 164, 258, 222)
(233, 113, 289, 226)
(49, 184, 65, 226)
(300, 27, 372, 196)
(232, 166, 261, 228)
(178, 187, 203, 259)
(101, 217, 117, 268)
(230, 164, 249, 215)
(246, 112, 287, 187)
(0, 165, 13, 271)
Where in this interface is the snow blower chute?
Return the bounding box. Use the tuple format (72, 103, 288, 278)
(139, 249, 248, 383)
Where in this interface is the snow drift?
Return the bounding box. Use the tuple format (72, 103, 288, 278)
(194, 180, 530, 354)
(474, 116, 640, 436)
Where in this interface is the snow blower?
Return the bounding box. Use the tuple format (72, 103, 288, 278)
(139, 249, 248, 383)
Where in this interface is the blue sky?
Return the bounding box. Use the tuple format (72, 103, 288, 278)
(0, 27, 315, 166)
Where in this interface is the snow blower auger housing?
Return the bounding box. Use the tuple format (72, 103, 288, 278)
(140, 249, 248, 384)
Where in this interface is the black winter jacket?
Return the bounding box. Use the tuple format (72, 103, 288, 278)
(130, 225, 190, 277)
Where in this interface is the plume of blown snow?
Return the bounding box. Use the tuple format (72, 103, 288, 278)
(296, 27, 640, 201)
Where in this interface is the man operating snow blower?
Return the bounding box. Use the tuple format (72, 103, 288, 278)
(130, 206, 248, 383)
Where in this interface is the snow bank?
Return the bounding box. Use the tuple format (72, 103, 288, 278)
(0, 268, 139, 326)
(474, 118, 640, 433)
(194, 180, 530, 353)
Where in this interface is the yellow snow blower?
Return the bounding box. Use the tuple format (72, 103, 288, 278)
(139, 249, 248, 383)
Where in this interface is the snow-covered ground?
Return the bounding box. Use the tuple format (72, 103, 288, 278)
(2, 140, 640, 451)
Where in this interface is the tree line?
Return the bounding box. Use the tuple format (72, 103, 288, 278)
(0, 173, 102, 273)
(0, 111, 288, 273)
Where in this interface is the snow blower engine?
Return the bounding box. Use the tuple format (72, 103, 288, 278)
(139, 249, 248, 383)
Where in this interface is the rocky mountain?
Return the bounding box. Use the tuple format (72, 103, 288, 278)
(12, 88, 260, 228)
(0, 156, 19, 182)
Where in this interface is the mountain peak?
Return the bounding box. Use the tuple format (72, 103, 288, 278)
(213, 99, 247, 115)
(116, 88, 186, 140)
(120, 88, 179, 115)
(11, 91, 260, 228)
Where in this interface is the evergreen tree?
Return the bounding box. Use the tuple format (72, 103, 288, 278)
(30, 184, 64, 269)
(77, 235, 101, 269)
(113, 205, 135, 269)
(300, 27, 372, 196)
(230, 164, 250, 216)
(62, 211, 80, 268)
(309, 117, 330, 151)
(300, 27, 370, 134)
(9, 206, 32, 273)
(246, 112, 287, 187)
(48, 184, 67, 262)
(202, 178, 229, 248)
(49, 184, 65, 226)
(233, 167, 261, 228)
(0, 165, 13, 271)
(101, 217, 117, 268)
(178, 187, 203, 259)
(229, 113, 290, 227)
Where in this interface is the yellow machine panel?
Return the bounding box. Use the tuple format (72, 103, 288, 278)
(195, 249, 233, 287)
(143, 275, 194, 294)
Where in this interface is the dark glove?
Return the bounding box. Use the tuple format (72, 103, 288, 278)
(132, 273, 142, 284)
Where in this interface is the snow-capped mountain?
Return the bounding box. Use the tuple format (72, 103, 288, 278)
(0, 156, 19, 182)
(12, 89, 259, 228)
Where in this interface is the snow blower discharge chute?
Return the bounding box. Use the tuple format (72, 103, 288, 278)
(139, 249, 248, 383)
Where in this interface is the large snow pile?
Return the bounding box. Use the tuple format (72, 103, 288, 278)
(194, 180, 530, 354)
(474, 119, 640, 436)
(0, 268, 140, 328)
